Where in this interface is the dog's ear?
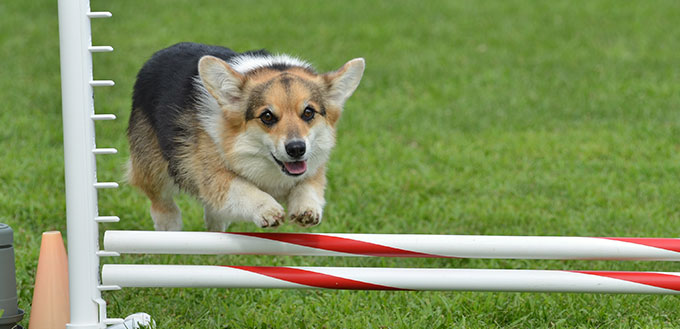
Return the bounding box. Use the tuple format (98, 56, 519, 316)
(198, 55, 245, 107)
(323, 58, 365, 107)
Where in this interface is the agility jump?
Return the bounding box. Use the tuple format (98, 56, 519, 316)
(56, 0, 680, 327)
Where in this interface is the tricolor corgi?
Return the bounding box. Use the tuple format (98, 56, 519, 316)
(127, 42, 364, 231)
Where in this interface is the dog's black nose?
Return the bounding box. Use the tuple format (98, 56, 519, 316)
(285, 141, 306, 158)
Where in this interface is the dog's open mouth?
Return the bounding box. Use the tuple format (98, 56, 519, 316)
(272, 154, 307, 176)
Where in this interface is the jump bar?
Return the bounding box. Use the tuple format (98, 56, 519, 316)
(101, 265, 680, 294)
(103, 231, 680, 261)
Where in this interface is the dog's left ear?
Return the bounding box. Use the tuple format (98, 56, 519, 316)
(198, 55, 246, 108)
(323, 58, 365, 107)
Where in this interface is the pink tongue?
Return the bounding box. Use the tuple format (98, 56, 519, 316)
(284, 161, 307, 174)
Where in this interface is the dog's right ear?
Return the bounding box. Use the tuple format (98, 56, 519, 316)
(198, 55, 245, 107)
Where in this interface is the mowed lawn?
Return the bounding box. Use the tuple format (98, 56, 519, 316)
(2, 0, 680, 327)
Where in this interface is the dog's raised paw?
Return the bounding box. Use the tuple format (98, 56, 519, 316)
(255, 204, 285, 228)
(290, 210, 321, 227)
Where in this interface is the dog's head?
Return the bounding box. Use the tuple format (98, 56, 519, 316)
(196, 54, 364, 183)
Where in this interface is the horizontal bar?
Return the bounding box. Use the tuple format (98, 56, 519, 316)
(103, 231, 680, 261)
(97, 285, 121, 291)
(87, 11, 112, 18)
(88, 46, 114, 53)
(92, 148, 118, 155)
(96, 251, 120, 257)
(91, 114, 117, 121)
(95, 216, 120, 223)
(102, 265, 680, 294)
(94, 182, 118, 189)
(90, 80, 115, 87)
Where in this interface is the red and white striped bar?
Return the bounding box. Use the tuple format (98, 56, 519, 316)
(103, 231, 680, 261)
(101, 265, 680, 294)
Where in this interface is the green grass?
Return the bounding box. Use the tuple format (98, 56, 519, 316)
(3, 0, 680, 327)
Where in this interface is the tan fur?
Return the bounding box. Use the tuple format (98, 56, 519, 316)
(178, 128, 236, 208)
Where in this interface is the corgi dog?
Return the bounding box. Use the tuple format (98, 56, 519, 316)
(126, 42, 364, 231)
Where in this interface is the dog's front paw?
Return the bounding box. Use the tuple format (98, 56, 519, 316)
(289, 208, 322, 227)
(254, 202, 285, 228)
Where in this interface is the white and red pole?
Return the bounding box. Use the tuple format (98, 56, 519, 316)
(101, 265, 680, 294)
(104, 231, 680, 261)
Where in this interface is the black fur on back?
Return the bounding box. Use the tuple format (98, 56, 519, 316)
(130, 42, 268, 166)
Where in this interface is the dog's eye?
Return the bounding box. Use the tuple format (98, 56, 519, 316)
(259, 110, 277, 125)
(302, 106, 315, 121)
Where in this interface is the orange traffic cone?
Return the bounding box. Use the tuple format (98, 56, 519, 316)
(28, 231, 69, 329)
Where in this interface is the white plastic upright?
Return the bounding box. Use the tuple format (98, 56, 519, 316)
(57, 0, 103, 327)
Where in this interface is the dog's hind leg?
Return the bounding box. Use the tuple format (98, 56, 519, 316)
(148, 181, 182, 231)
(203, 204, 229, 232)
(128, 157, 183, 231)
(127, 109, 183, 231)
(128, 158, 183, 231)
